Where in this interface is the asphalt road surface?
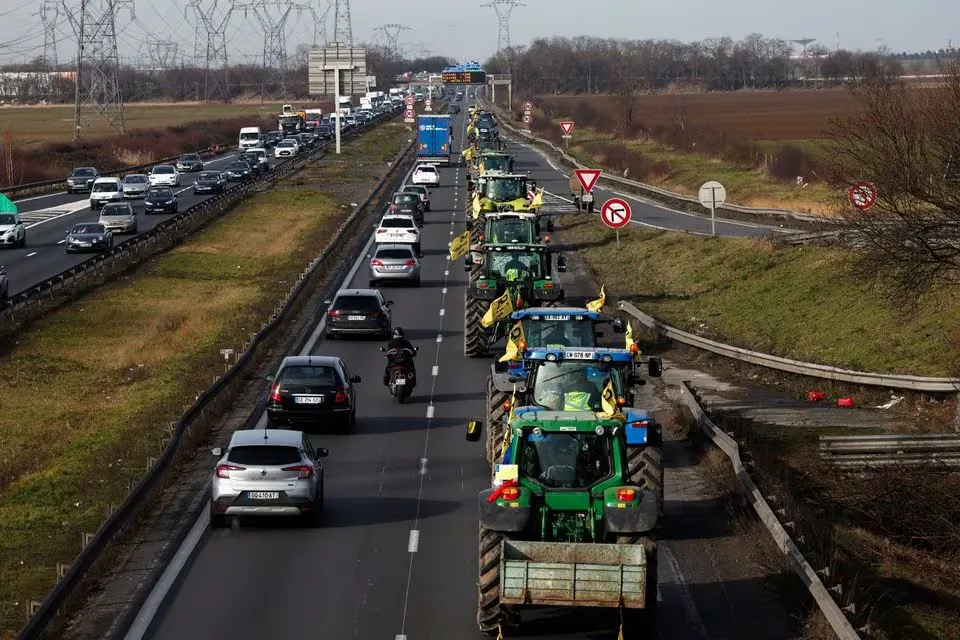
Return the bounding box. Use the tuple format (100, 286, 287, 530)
(139, 102, 794, 640)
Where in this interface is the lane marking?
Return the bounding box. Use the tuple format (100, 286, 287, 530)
(444, 270, 449, 276)
(431, 365, 439, 376)
(26, 251, 37, 257)
(425, 405, 435, 419)
(419, 457, 428, 475)
(395, 636, 407, 640)
(407, 530, 420, 553)
(439, 308, 445, 316)
(441, 287, 447, 294)
(436, 334, 442, 343)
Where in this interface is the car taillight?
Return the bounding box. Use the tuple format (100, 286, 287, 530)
(404, 259, 416, 267)
(388, 204, 397, 212)
(629, 420, 648, 428)
(371, 259, 384, 266)
(501, 486, 521, 500)
(282, 464, 314, 479)
(478, 282, 488, 288)
(327, 310, 340, 317)
(269, 384, 282, 403)
(376, 228, 387, 234)
(542, 283, 554, 289)
(334, 386, 348, 404)
(616, 488, 637, 502)
(216, 464, 245, 478)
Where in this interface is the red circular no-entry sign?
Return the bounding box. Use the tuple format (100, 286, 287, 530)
(848, 181, 877, 210)
(601, 198, 632, 228)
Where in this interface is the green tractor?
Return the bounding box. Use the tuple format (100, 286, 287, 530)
(469, 150, 514, 184)
(465, 212, 555, 281)
(465, 411, 659, 636)
(467, 174, 541, 243)
(464, 243, 567, 358)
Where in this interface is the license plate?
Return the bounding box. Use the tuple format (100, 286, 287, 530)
(249, 492, 279, 500)
(348, 315, 365, 321)
(78, 243, 91, 247)
(394, 378, 406, 385)
(382, 265, 404, 270)
(564, 350, 594, 360)
(294, 396, 323, 404)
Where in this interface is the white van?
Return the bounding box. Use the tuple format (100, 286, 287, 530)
(89, 177, 124, 210)
(238, 127, 262, 150)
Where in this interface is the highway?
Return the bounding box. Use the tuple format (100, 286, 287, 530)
(135, 101, 796, 640)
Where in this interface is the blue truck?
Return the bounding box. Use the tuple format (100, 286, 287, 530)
(416, 114, 452, 165)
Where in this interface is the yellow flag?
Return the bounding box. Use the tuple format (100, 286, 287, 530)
(449, 230, 471, 261)
(472, 192, 482, 219)
(529, 188, 543, 208)
(598, 379, 619, 418)
(480, 164, 486, 176)
(496, 624, 504, 640)
(498, 321, 526, 362)
(624, 321, 640, 357)
(481, 290, 514, 327)
(508, 384, 516, 422)
(617, 623, 623, 640)
(586, 285, 606, 312)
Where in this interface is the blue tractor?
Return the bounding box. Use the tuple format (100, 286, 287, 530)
(486, 347, 664, 510)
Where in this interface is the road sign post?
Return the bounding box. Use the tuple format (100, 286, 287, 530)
(600, 197, 631, 247)
(425, 98, 432, 112)
(698, 180, 726, 236)
(560, 121, 574, 147)
(522, 100, 533, 130)
(404, 108, 415, 123)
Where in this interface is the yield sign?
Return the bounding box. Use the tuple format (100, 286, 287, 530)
(559, 121, 574, 135)
(600, 198, 631, 229)
(574, 168, 601, 192)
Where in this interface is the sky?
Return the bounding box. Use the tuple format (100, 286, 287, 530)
(0, 0, 955, 67)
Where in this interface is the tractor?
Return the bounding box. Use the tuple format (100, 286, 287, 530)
(465, 410, 659, 636)
(467, 174, 541, 243)
(484, 347, 664, 514)
(463, 244, 566, 358)
(465, 212, 555, 280)
(469, 150, 514, 183)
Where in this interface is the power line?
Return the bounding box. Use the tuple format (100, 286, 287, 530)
(481, 0, 524, 54)
(374, 23, 409, 58)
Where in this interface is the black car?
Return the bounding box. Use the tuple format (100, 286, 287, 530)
(316, 124, 334, 140)
(65, 167, 99, 193)
(192, 171, 226, 195)
(296, 133, 315, 150)
(225, 160, 253, 181)
(144, 187, 178, 214)
(388, 192, 424, 225)
(176, 153, 204, 172)
(266, 355, 361, 431)
(240, 153, 266, 174)
(65, 222, 113, 253)
(324, 288, 392, 338)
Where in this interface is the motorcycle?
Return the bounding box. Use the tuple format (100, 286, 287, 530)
(380, 346, 418, 403)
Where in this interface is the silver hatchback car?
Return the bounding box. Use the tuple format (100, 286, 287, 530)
(97, 202, 137, 234)
(369, 243, 420, 287)
(209, 429, 327, 527)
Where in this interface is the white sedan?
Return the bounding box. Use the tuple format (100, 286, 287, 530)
(274, 139, 299, 159)
(149, 165, 180, 187)
(411, 164, 439, 186)
(375, 215, 421, 254)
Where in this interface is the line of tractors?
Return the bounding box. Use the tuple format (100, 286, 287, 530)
(458, 107, 665, 638)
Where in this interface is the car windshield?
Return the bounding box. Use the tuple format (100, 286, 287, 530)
(279, 365, 339, 391)
(92, 182, 119, 192)
(481, 156, 510, 172)
(531, 361, 626, 412)
(380, 218, 414, 229)
(376, 248, 414, 260)
(72, 168, 95, 176)
(227, 445, 300, 466)
(485, 178, 525, 201)
(123, 175, 147, 183)
(182, 155, 200, 161)
(333, 295, 380, 311)
(73, 224, 104, 234)
(416, 166, 436, 174)
(198, 173, 219, 180)
(239, 132, 260, 141)
(522, 318, 598, 348)
(100, 205, 130, 216)
(0, 214, 16, 225)
(518, 432, 611, 489)
(229, 162, 249, 170)
(147, 188, 173, 198)
(277, 141, 293, 147)
(153, 166, 174, 174)
(483, 251, 543, 279)
(394, 194, 417, 204)
(487, 219, 534, 243)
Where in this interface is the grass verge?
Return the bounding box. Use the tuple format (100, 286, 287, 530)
(0, 119, 411, 637)
(556, 216, 960, 377)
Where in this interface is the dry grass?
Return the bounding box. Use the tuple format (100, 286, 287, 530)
(0, 120, 410, 637)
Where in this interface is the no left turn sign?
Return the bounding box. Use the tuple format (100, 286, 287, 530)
(601, 198, 631, 229)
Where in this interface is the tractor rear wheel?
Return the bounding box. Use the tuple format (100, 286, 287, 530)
(478, 525, 506, 634)
(486, 375, 511, 463)
(627, 445, 664, 516)
(472, 212, 486, 243)
(464, 291, 488, 358)
(616, 535, 658, 638)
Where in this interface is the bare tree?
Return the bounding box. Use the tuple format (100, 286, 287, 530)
(611, 63, 637, 136)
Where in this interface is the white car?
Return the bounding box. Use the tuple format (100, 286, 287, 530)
(411, 164, 439, 186)
(0, 212, 26, 248)
(274, 139, 299, 159)
(149, 165, 180, 187)
(375, 215, 421, 255)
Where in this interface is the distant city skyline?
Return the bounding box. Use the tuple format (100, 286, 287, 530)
(0, 0, 954, 66)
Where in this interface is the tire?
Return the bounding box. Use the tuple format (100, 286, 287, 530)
(304, 487, 324, 527)
(485, 375, 511, 463)
(464, 290, 488, 358)
(18, 233, 26, 248)
(325, 330, 337, 340)
(210, 504, 227, 529)
(478, 525, 506, 634)
(626, 445, 664, 516)
(616, 535, 658, 636)
(412, 278, 421, 287)
(472, 212, 486, 244)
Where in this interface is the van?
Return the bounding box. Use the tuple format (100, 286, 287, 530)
(238, 127, 262, 150)
(89, 177, 124, 210)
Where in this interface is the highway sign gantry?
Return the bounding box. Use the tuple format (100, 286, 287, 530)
(848, 181, 877, 210)
(560, 121, 574, 136)
(698, 180, 726, 236)
(601, 198, 631, 229)
(574, 168, 601, 193)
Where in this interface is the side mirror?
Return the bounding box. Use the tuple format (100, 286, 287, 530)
(316, 447, 329, 458)
(211, 447, 223, 457)
(266, 374, 274, 382)
(349, 375, 362, 383)
(414, 346, 420, 354)
(65, 230, 70, 235)
(612, 318, 626, 333)
(556, 255, 567, 273)
(465, 420, 483, 442)
(648, 357, 663, 378)
(379, 346, 386, 352)
(386, 300, 394, 306)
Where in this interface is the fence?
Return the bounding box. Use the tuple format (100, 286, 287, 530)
(819, 434, 960, 468)
(14, 113, 410, 640)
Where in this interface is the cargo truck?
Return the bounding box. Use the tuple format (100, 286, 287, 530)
(416, 114, 453, 165)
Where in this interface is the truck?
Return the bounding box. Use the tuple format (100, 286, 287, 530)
(337, 95, 353, 117)
(416, 114, 453, 165)
(278, 107, 305, 135)
(464, 409, 659, 636)
(303, 109, 323, 130)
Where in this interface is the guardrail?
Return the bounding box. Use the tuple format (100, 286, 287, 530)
(15, 112, 412, 640)
(1, 147, 221, 196)
(678, 381, 862, 640)
(477, 96, 838, 229)
(617, 300, 960, 393)
(819, 434, 960, 468)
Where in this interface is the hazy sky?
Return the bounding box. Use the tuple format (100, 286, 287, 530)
(0, 0, 955, 66)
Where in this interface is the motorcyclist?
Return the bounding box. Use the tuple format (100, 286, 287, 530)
(383, 327, 417, 385)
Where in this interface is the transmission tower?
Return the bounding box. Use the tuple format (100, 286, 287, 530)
(481, 0, 524, 53)
(187, 0, 234, 101)
(146, 39, 179, 70)
(375, 23, 409, 57)
(63, 0, 134, 139)
(313, 1, 331, 45)
(40, 0, 60, 69)
(332, 0, 351, 45)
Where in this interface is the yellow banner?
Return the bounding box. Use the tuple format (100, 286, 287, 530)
(498, 321, 526, 362)
(481, 289, 514, 327)
(586, 284, 606, 312)
(624, 321, 640, 357)
(449, 230, 471, 261)
(598, 379, 619, 418)
(529, 188, 543, 208)
(472, 192, 482, 219)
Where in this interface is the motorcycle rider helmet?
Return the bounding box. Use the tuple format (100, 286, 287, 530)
(392, 327, 404, 340)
